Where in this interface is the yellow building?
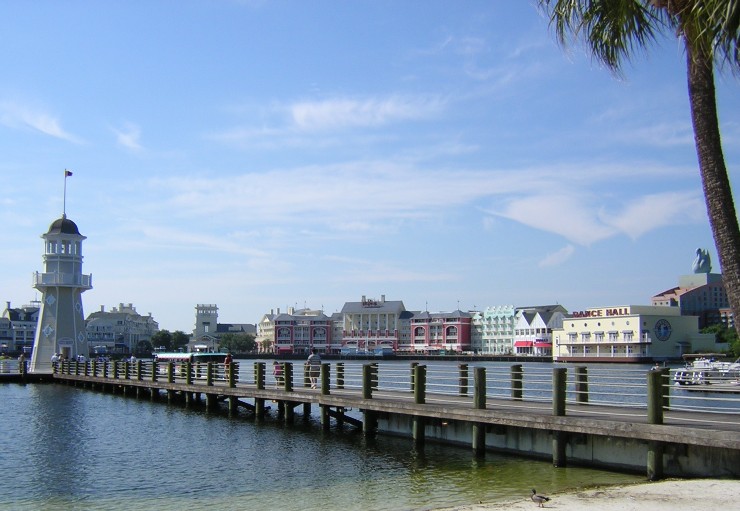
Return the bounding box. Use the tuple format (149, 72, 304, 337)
(552, 305, 719, 363)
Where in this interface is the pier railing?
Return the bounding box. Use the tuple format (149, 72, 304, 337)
(53, 360, 740, 421)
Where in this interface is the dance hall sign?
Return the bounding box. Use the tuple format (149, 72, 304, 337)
(570, 307, 631, 319)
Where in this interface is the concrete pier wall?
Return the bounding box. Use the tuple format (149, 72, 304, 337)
(377, 413, 740, 477)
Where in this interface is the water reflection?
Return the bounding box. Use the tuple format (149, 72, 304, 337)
(1, 383, 643, 511)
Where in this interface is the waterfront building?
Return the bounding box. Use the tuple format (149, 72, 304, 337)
(513, 305, 568, 357)
(0, 300, 40, 354)
(406, 309, 473, 354)
(471, 305, 516, 355)
(552, 305, 719, 362)
(339, 295, 406, 354)
(270, 307, 332, 355)
(190, 304, 255, 352)
(30, 214, 92, 372)
(652, 273, 730, 329)
(85, 303, 159, 355)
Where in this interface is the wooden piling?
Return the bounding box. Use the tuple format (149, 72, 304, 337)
(511, 364, 522, 400)
(472, 366, 486, 455)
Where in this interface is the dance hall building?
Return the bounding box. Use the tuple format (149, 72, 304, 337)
(552, 305, 719, 363)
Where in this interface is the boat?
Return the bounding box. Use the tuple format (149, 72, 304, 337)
(672, 355, 740, 385)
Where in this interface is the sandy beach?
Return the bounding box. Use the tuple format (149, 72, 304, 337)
(441, 479, 740, 511)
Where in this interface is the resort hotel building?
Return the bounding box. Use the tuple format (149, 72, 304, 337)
(552, 305, 717, 363)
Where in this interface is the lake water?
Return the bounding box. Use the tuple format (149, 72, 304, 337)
(1, 360, 653, 511)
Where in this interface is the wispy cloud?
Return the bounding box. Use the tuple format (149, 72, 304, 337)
(290, 95, 444, 131)
(209, 94, 446, 147)
(112, 122, 143, 152)
(539, 244, 575, 267)
(144, 159, 705, 252)
(0, 101, 82, 143)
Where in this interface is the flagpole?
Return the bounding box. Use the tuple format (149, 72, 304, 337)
(63, 169, 68, 218)
(63, 169, 72, 218)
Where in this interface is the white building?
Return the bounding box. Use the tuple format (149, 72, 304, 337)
(0, 301, 40, 354)
(513, 305, 568, 357)
(471, 305, 516, 354)
(85, 303, 159, 354)
(552, 305, 719, 363)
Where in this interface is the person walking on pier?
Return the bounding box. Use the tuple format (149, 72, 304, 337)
(273, 360, 284, 388)
(306, 348, 321, 389)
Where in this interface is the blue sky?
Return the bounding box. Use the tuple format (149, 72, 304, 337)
(1, 1, 737, 332)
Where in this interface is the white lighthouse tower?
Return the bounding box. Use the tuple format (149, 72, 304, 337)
(29, 174, 92, 373)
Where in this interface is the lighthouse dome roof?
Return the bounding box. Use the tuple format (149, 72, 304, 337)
(47, 216, 81, 235)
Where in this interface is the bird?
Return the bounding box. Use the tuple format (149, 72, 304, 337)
(531, 489, 550, 508)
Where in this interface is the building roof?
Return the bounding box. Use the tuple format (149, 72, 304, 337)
(47, 215, 81, 235)
(341, 299, 406, 314)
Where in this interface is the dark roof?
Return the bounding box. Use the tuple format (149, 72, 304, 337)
(47, 215, 81, 235)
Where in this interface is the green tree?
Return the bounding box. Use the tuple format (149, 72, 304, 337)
(150, 330, 173, 351)
(538, 0, 740, 330)
(702, 322, 740, 356)
(135, 340, 153, 356)
(219, 333, 257, 354)
(172, 330, 191, 351)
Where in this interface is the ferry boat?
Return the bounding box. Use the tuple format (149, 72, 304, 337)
(672, 355, 740, 386)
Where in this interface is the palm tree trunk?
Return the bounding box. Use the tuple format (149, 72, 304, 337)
(685, 39, 740, 333)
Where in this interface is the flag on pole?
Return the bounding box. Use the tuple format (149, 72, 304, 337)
(65, 170, 73, 177)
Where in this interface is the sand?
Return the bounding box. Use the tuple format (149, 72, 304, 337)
(441, 479, 740, 511)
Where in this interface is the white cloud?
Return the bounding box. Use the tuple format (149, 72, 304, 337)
(0, 101, 82, 143)
(112, 122, 143, 151)
(289, 95, 444, 131)
(539, 244, 575, 267)
(602, 191, 705, 239)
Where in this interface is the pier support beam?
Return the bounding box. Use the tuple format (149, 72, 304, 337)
(412, 364, 426, 448)
(552, 368, 567, 467)
(472, 366, 486, 455)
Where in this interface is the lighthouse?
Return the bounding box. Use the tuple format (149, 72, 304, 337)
(29, 175, 92, 373)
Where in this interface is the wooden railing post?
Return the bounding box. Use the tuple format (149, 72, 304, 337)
(284, 362, 293, 392)
(336, 362, 344, 389)
(473, 366, 486, 454)
(321, 363, 330, 395)
(228, 361, 237, 388)
(647, 368, 664, 425)
(414, 364, 426, 404)
(363, 364, 373, 399)
(167, 362, 175, 383)
(575, 366, 588, 403)
(206, 362, 214, 386)
(458, 363, 469, 396)
(553, 368, 567, 416)
(552, 367, 567, 468)
(511, 364, 523, 400)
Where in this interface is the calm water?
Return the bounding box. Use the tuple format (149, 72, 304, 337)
(1, 362, 649, 511)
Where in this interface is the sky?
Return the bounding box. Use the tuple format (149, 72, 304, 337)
(0, 1, 738, 332)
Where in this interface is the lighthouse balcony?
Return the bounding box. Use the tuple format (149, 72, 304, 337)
(33, 271, 92, 289)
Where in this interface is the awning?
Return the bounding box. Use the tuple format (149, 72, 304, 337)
(534, 342, 552, 348)
(514, 341, 533, 348)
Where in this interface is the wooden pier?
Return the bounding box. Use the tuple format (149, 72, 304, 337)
(48, 360, 740, 479)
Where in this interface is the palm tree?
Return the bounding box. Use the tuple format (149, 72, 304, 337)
(538, 0, 740, 331)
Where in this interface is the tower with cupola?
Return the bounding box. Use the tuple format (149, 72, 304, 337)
(29, 200, 92, 372)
